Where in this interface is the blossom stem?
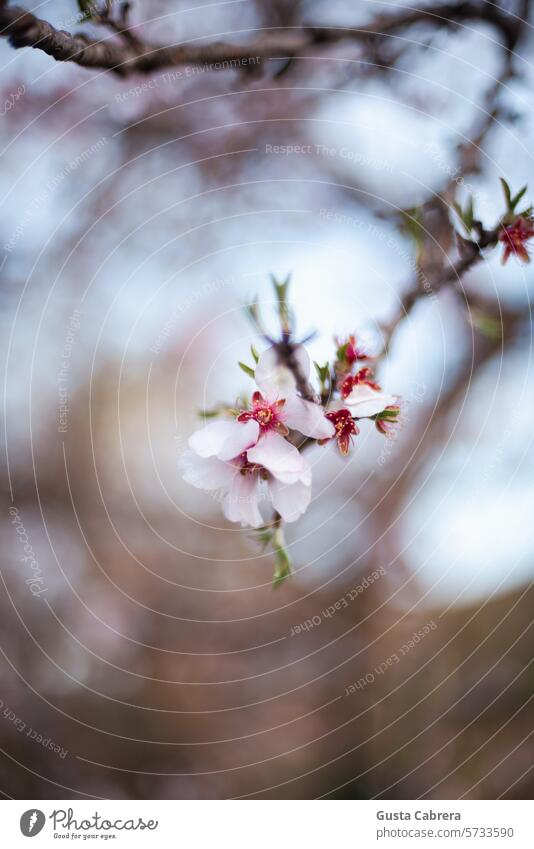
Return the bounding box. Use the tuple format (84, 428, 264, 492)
(275, 340, 319, 402)
(271, 518, 292, 587)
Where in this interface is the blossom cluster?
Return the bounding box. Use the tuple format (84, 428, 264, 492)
(180, 177, 532, 584)
(497, 179, 534, 264)
(454, 178, 534, 265)
(182, 336, 399, 532)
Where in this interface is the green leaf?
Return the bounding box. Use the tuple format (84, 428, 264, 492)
(464, 195, 474, 230)
(376, 407, 400, 420)
(452, 198, 475, 235)
(250, 344, 260, 363)
(197, 407, 221, 419)
(314, 361, 329, 383)
(335, 341, 349, 362)
(235, 392, 250, 411)
(500, 177, 512, 210)
(511, 185, 528, 210)
(238, 361, 255, 378)
(499, 179, 529, 214)
(270, 273, 292, 334)
(245, 299, 262, 332)
(78, 0, 100, 20)
(198, 404, 239, 419)
(399, 206, 425, 251)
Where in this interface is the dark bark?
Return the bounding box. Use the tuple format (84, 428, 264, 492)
(0, 1, 521, 78)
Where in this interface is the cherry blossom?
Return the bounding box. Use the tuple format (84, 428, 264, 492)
(182, 345, 332, 528)
(499, 216, 534, 264)
(182, 446, 312, 528)
(374, 404, 402, 436)
(334, 335, 370, 374)
(182, 280, 401, 577)
(319, 408, 359, 455)
(339, 368, 397, 418)
(188, 346, 334, 471)
(251, 345, 335, 440)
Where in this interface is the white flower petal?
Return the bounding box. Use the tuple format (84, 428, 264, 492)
(298, 453, 312, 487)
(188, 421, 237, 458)
(188, 419, 259, 460)
(217, 418, 259, 461)
(344, 385, 397, 418)
(223, 472, 264, 528)
(255, 344, 310, 397)
(247, 431, 307, 484)
(283, 395, 335, 439)
(268, 477, 311, 523)
(181, 450, 236, 491)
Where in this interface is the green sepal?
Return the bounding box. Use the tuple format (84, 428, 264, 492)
(238, 361, 255, 379)
(372, 406, 400, 422)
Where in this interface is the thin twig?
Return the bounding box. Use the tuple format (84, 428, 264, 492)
(379, 224, 499, 355)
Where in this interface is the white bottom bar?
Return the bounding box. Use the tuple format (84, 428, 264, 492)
(2, 800, 533, 847)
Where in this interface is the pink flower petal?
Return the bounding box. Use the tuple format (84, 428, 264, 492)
(188, 419, 259, 460)
(344, 385, 397, 418)
(255, 344, 310, 398)
(223, 472, 264, 528)
(247, 431, 308, 485)
(283, 395, 335, 439)
(268, 476, 311, 523)
(181, 450, 236, 491)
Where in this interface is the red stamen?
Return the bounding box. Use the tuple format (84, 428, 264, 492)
(237, 392, 289, 435)
(319, 408, 359, 455)
(340, 367, 381, 399)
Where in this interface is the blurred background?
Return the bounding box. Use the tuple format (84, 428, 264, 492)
(1, 0, 534, 799)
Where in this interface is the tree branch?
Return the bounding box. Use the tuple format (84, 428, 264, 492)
(0, 0, 520, 78)
(275, 340, 318, 403)
(379, 224, 500, 354)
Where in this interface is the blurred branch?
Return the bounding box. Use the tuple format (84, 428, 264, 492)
(379, 220, 501, 354)
(377, 0, 529, 360)
(89, 1, 145, 52)
(0, 0, 523, 77)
